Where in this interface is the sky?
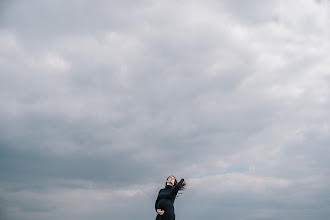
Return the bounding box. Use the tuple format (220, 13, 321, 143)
(0, 0, 330, 219)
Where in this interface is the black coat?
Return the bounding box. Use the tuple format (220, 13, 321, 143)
(155, 179, 184, 220)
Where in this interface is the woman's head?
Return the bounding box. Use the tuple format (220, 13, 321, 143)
(166, 175, 177, 186)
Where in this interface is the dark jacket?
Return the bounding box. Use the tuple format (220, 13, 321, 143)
(155, 178, 184, 220)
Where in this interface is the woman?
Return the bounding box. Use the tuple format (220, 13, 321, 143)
(155, 176, 186, 220)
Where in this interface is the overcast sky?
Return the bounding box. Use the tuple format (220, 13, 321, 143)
(1, 0, 330, 220)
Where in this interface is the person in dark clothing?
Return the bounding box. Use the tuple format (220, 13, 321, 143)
(155, 176, 186, 220)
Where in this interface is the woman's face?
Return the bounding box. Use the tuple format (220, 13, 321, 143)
(166, 176, 175, 186)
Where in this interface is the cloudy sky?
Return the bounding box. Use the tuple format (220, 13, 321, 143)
(1, 0, 330, 219)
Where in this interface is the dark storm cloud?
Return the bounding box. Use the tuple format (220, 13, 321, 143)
(0, 144, 152, 185)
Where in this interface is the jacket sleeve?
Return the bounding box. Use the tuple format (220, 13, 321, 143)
(155, 190, 161, 211)
(173, 178, 184, 195)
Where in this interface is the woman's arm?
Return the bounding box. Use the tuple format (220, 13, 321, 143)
(173, 178, 185, 195)
(155, 190, 161, 211)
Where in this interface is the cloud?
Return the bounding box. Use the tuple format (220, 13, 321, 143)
(1, 0, 330, 219)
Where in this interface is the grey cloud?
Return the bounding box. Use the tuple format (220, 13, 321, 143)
(221, 0, 278, 23)
(0, 145, 146, 184)
(1, 0, 330, 219)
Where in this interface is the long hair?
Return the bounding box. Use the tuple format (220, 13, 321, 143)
(165, 175, 187, 197)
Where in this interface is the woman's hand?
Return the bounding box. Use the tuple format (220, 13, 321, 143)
(157, 209, 165, 215)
